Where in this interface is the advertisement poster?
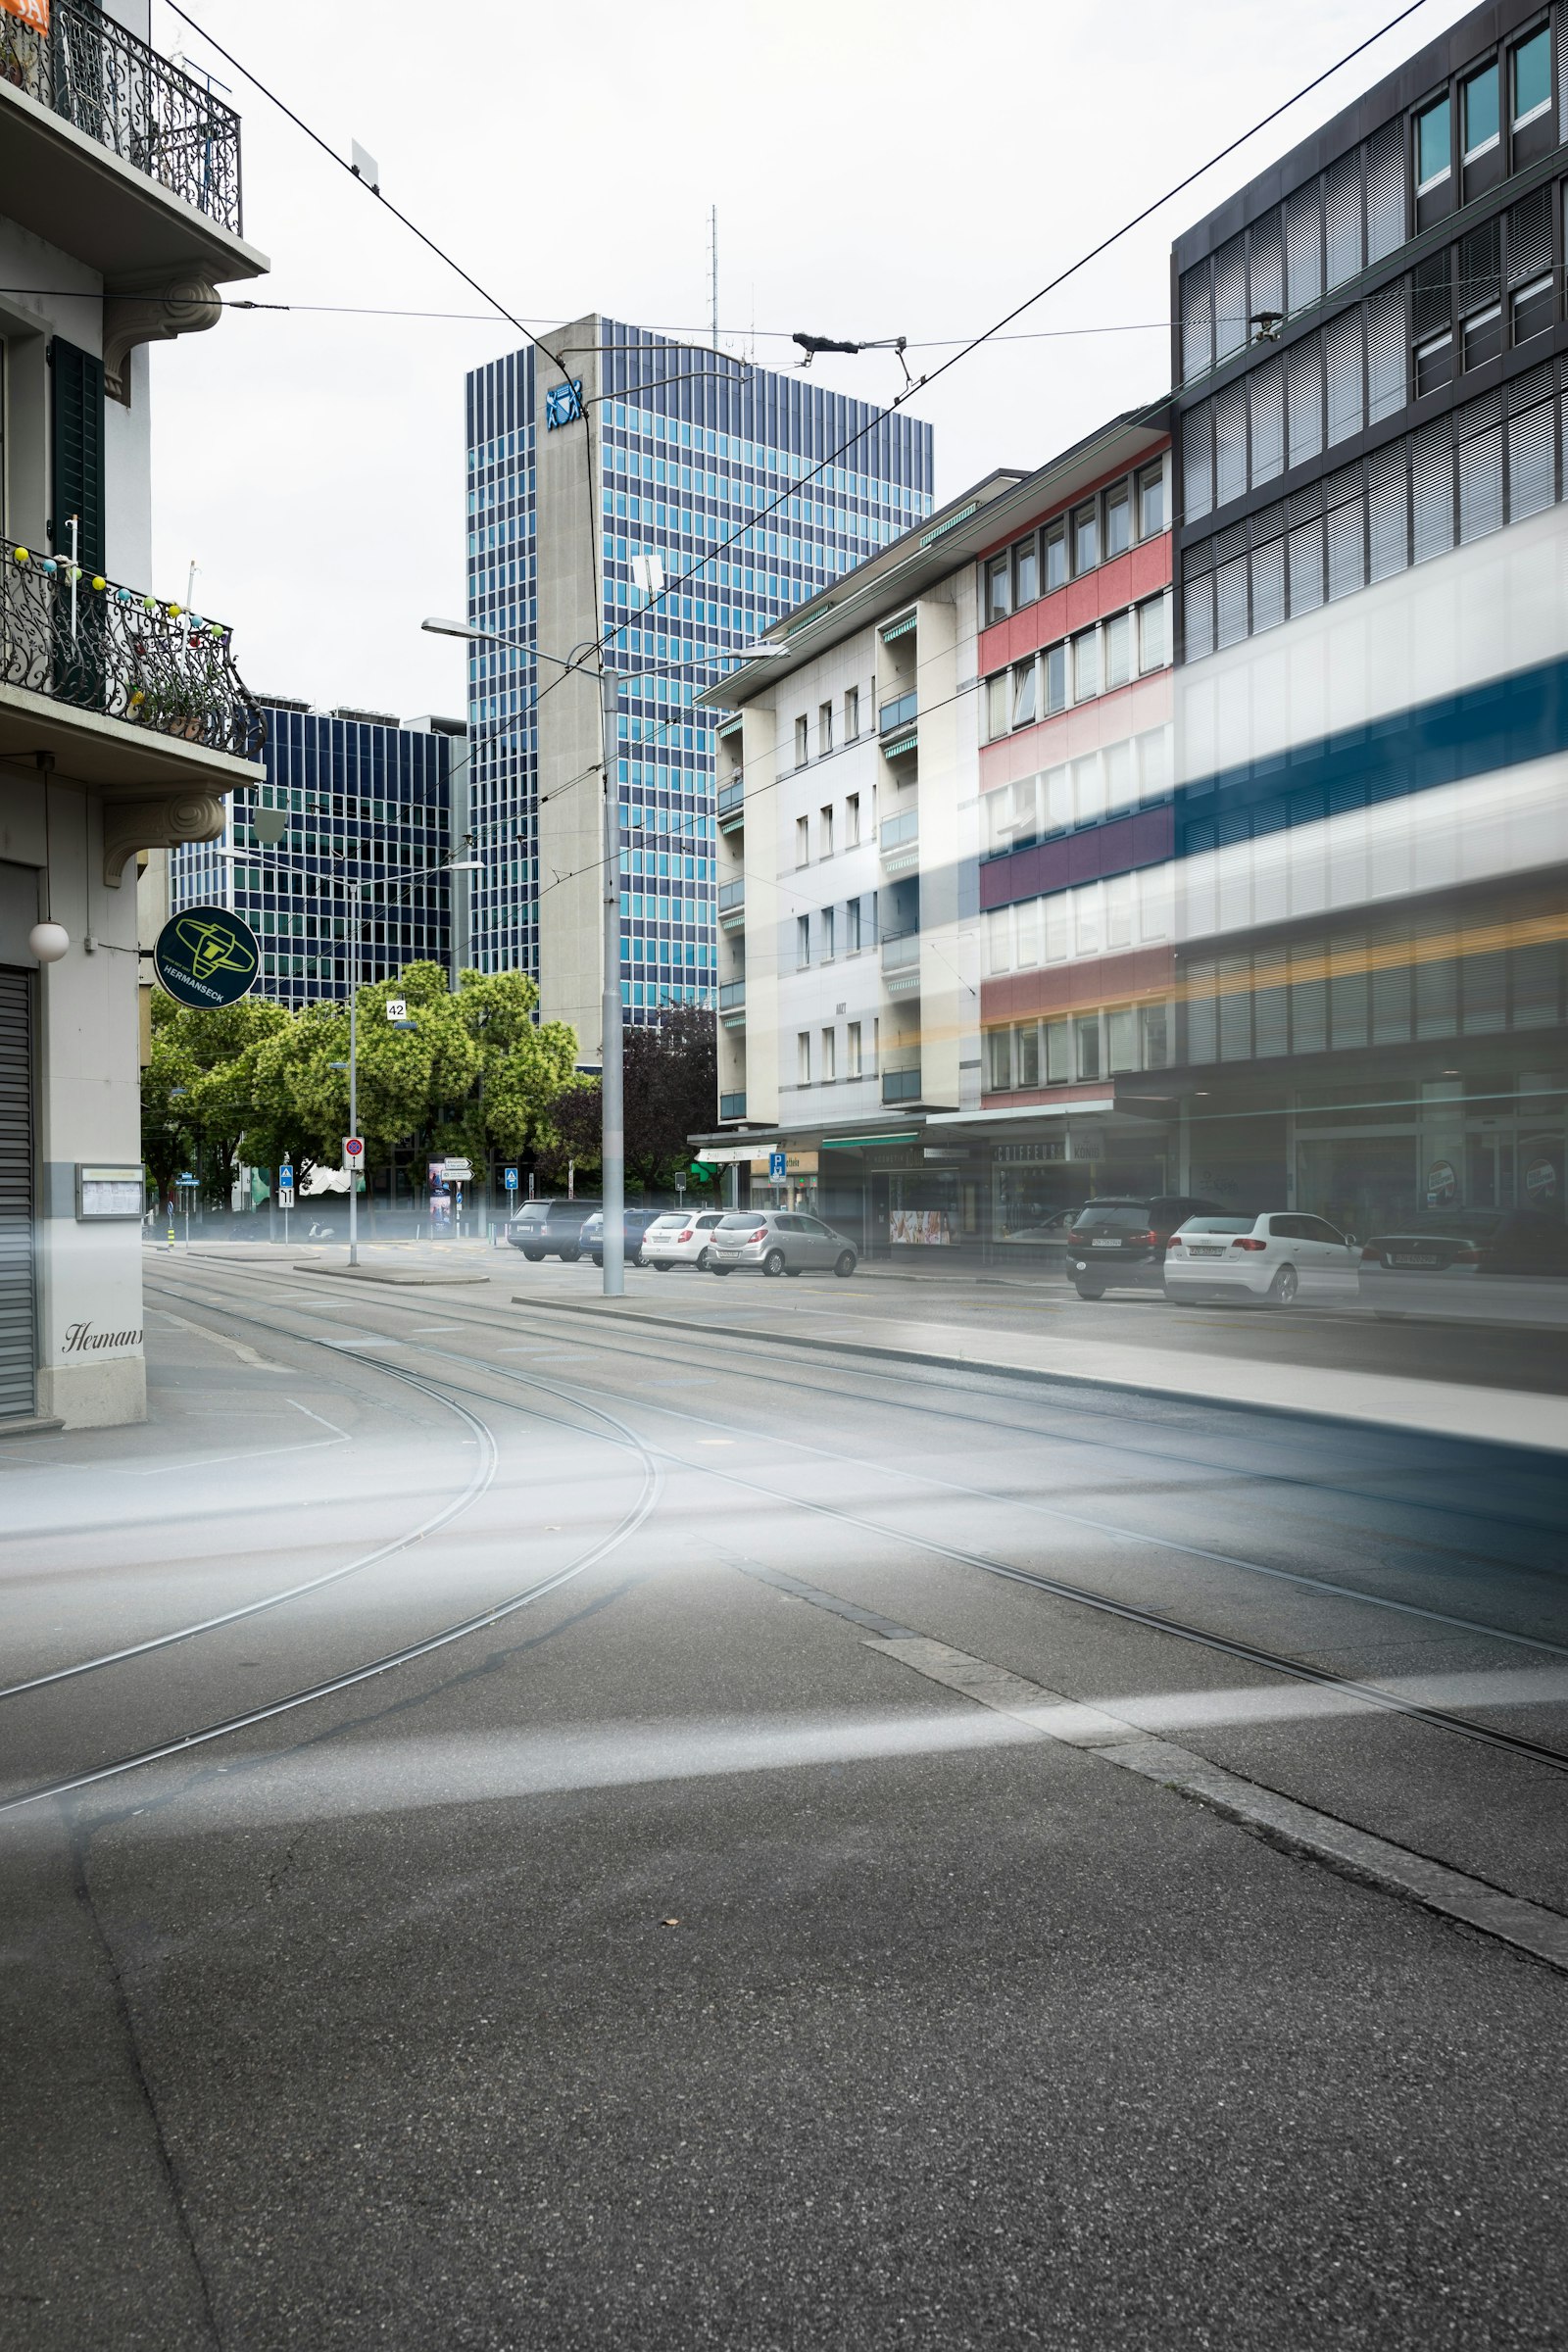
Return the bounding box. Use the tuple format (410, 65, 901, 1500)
(889, 1207, 953, 1248)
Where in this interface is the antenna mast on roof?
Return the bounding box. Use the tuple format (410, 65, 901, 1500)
(709, 204, 718, 351)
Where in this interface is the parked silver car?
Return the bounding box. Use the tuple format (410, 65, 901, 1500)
(709, 1209, 858, 1279)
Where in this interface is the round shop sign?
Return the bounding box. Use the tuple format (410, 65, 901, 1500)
(1425, 1157, 1458, 1208)
(1524, 1153, 1559, 1204)
(153, 905, 260, 1009)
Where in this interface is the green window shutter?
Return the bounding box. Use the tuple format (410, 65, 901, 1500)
(49, 339, 106, 574)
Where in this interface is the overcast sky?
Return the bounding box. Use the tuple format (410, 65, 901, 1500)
(148, 0, 1477, 722)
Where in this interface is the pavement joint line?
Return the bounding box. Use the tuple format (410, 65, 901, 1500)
(850, 1628, 1568, 1975)
(512, 1296, 1568, 1457)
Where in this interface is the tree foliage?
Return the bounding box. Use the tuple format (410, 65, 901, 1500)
(140, 964, 579, 1200)
(537, 1005, 717, 1192)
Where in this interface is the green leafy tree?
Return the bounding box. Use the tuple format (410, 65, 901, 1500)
(141, 995, 288, 1205)
(537, 1006, 716, 1193)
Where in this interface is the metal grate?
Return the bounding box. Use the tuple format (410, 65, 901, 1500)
(0, 969, 35, 1422)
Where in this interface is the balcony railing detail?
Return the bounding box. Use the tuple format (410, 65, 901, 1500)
(879, 808, 918, 852)
(719, 1091, 747, 1119)
(878, 690, 917, 734)
(2, 540, 265, 760)
(1, 0, 243, 234)
(718, 980, 747, 1010)
(716, 778, 744, 815)
(882, 1066, 921, 1103)
(717, 876, 745, 911)
(880, 929, 920, 973)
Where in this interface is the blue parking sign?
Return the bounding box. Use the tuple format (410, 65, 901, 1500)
(769, 1152, 787, 1181)
(504, 1167, 518, 1191)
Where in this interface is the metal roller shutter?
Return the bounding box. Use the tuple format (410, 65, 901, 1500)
(0, 969, 36, 1421)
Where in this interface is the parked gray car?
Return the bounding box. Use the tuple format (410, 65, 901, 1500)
(709, 1209, 858, 1279)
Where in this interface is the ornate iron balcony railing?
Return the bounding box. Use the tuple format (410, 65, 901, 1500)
(0, 0, 242, 235)
(2, 539, 265, 760)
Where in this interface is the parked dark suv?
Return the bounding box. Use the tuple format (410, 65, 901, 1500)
(1066, 1195, 1224, 1298)
(506, 1199, 599, 1262)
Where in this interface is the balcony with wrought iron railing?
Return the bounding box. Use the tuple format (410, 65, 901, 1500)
(1, 0, 256, 277)
(1, 538, 266, 770)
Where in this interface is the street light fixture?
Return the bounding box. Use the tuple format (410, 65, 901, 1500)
(420, 616, 786, 1299)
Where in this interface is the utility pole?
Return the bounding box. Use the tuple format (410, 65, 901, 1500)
(600, 664, 624, 1298)
(348, 874, 360, 1268)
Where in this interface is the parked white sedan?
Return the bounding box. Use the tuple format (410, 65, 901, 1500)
(1163, 1212, 1360, 1306)
(642, 1208, 728, 1271)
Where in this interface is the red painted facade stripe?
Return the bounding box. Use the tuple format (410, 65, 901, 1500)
(978, 534, 1172, 674)
(980, 944, 1175, 1024)
(979, 806, 1175, 911)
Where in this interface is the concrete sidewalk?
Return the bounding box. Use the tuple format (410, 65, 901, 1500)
(520, 1295, 1568, 1456)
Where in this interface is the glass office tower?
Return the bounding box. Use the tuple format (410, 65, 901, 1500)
(464, 317, 933, 1040)
(171, 701, 467, 1006)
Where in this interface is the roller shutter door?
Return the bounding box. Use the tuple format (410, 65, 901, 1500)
(0, 968, 35, 1421)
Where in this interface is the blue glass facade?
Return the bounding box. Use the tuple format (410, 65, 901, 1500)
(171, 703, 462, 1006)
(465, 319, 933, 1012)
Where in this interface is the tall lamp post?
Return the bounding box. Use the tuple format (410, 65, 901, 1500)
(421, 617, 785, 1300)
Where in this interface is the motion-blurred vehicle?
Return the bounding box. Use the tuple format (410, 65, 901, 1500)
(1358, 1208, 1568, 1325)
(1065, 1195, 1223, 1299)
(1164, 1212, 1359, 1307)
(709, 1209, 858, 1279)
(578, 1206, 667, 1268)
(643, 1208, 727, 1270)
(506, 1199, 599, 1263)
(1002, 1208, 1080, 1249)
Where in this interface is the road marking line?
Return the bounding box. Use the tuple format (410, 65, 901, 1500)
(288, 1401, 352, 1439)
(862, 1630, 1568, 1974)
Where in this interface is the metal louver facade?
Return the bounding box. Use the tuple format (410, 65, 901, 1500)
(0, 968, 36, 1421)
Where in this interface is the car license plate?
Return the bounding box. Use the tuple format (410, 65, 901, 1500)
(1391, 1253, 1439, 1267)
(1091, 1238, 1121, 1249)
(1187, 1246, 1224, 1257)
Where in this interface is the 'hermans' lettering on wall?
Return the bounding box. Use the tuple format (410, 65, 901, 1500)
(62, 1323, 143, 1353)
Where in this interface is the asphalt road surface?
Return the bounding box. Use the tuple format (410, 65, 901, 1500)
(4, 1250, 1566, 2350)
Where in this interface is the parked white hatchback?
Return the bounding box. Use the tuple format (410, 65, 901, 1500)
(641, 1207, 728, 1272)
(1163, 1212, 1360, 1307)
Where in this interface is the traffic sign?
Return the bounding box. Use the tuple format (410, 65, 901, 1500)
(278, 1187, 295, 1208)
(152, 906, 260, 1009)
(441, 1157, 473, 1183)
(176, 1171, 197, 1186)
(279, 1163, 294, 1186)
(385, 998, 408, 1023)
(503, 1167, 518, 1191)
(769, 1151, 787, 1180)
(344, 1137, 365, 1167)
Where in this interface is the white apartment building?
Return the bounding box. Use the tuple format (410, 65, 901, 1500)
(695, 471, 1029, 1250)
(0, 0, 270, 1428)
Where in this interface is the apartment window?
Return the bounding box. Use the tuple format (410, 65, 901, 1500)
(986, 555, 1011, 623)
(1043, 517, 1067, 591)
(845, 686, 860, 740)
(820, 804, 834, 857)
(1513, 273, 1554, 343)
(796, 814, 809, 865)
(1415, 95, 1450, 191)
(1015, 536, 1039, 606)
(797, 1031, 810, 1083)
(872, 1016, 880, 1072)
(1107, 1006, 1138, 1073)
(987, 1028, 1012, 1090)
(985, 672, 1010, 740)
(1104, 482, 1131, 559)
(846, 897, 861, 952)
(1138, 464, 1165, 538)
(1462, 303, 1503, 370)
(1415, 329, 1453, 397)
(845, 792, 860, 847)
(821, 906, 835, 959)
(1045, 1018, 1071, 1084)
(1105, 870, 1134, 949)
(819, 702, 833, 756)
(1140, 1002, 1170, 1070)
(1072, 627, 1100, 702)
(1138, 594, 1169, 672)
(847, 1020, 862, 1078)
(1011, 658, 1038, 728)
(1072, 502, 1099, 574)
(1462, 61, 1499, 159)
(1074, 1013, 1102, 1082)
(1044, 642, 1067, 714)
(797, 913, 810, 967)
(1513, 26, 1551, 125)
(1103, 610, 1132, 691)
(794, 714, 808, 766)
(1014, 1021, 1041, 1089)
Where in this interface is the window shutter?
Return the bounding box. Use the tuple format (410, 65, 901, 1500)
(49, 338, 106, 573)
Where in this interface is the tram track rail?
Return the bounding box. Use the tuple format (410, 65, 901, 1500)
(116, 1261, 1568, 1791)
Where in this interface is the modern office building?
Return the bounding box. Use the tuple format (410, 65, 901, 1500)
(172, 703, 468, 1005)
(0, 0, 269, 1429)
(695, 421, 1173, 1257)
(463, 318, 933, 1053)
(1161, 0, 1568, 1231)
